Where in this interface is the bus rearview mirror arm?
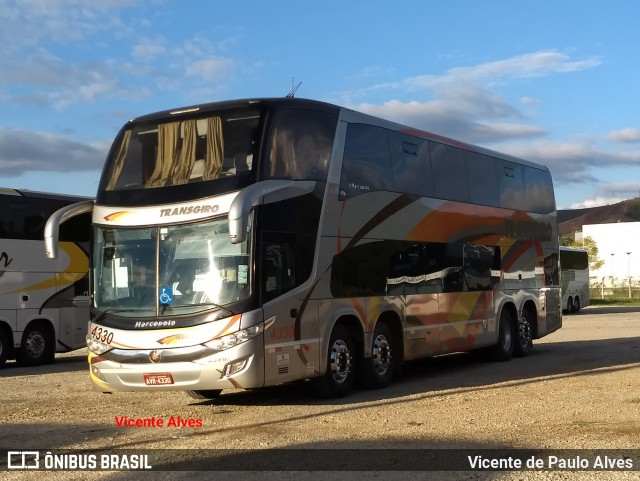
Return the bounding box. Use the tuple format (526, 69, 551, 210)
(228, 180, 316, 244)
(44, 200, 95, 259)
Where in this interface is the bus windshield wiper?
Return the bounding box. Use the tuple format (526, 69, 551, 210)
(162, 302, 236, 316)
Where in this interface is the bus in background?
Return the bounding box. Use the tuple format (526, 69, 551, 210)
(0, 188, 92, 367)
(46, 98, 561, 400)
(560, 246, 590, 313)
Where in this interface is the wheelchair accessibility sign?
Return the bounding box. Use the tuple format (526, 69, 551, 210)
(158, 287, 173, 305)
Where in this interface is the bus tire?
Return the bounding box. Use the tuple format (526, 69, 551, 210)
(489, 309, 515, 362)
(573, 297, 581, 313)
(358, 322, 396, 389)
(566, 297, 574, 314)
(514, 309, 534, 357)
(185, 390, 222, 400)
(0, 329, 10, 367)
(17, 322, 54, 367)
(312, 324, 355, 398)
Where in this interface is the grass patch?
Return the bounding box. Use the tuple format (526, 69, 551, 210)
(590, 298, 640, 307)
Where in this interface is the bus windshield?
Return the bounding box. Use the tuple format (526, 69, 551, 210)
(102, 109, 261, 191)
(93, 217, 252, 317)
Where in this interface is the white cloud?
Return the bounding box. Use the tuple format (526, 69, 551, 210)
(490, 139, 640, 184)
(0, 127, 108, 176)
(608, 128, 640, 143)
(363, 50, 600, 94)
(443, 50, 600, 82)
(568, 196, 630, 209)
(132, 36, 167, 61)
(185, 57, 233, 80)
(596, 181, 640, 198)
(351, 93, 545, 144)
(520, 96, 540, 106)
(0, 0, 136, 48)
(341, 50, 599, 146)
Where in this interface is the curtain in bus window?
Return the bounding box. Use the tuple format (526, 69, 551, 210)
(146, 122, 179, 188)
(106, 130, 131, 191)
(269, 126, 295, 178)
(171, 119, 197, 185)
(203, 116, 224, 181)
(266, 109, 335, 181)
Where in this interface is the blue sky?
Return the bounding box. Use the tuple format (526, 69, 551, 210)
(1, 0, 640, 209)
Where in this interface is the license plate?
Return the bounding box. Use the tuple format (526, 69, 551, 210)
(143, 373, 174, 386)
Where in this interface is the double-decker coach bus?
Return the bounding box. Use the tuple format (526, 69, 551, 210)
(0, 188, 91, 367)
(45, 98, 561, 399)
(560, 246, 589, 313)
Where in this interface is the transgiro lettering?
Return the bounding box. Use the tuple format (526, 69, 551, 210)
(159, 204, 219, 217)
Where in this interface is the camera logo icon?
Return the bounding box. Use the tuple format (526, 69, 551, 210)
(7, 451, 40, 469)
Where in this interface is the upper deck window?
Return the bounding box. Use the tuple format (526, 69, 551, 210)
(265, 109, 337, 181)
(340, 123, 393, 198)
(103, 109, 261, 191)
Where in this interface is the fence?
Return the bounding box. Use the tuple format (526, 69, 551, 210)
(589, 287, 640, 300)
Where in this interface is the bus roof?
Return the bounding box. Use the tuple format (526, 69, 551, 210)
(124, 97, 550, 173)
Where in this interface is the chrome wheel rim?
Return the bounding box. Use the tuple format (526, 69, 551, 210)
(25, 330, 45, 359)
(371, 334, 392, 376)
(329, 339, 352, 384)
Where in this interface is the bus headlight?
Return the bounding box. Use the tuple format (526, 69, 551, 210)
(86, 334, 113, 355)
(205, 316, 275, 352)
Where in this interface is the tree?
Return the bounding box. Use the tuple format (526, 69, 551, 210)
(559, 235, 604, 271)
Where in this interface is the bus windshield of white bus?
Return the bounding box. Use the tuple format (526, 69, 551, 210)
(93, 216, 252, 317)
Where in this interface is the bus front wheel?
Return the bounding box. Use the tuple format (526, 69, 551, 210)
(17, 322, 54, 367)
(312, 324, 355, 398)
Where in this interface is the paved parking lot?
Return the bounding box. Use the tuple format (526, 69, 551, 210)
(1, 306, 639, 480)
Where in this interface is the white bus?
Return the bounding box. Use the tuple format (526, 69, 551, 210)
(46, 98, 561, 399)
(560, 246, 589, 313)
(0, 188, 91, 367)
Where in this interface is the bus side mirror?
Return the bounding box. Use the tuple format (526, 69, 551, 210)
(44, 200, 94, 259)
(228, 180, 316, 244)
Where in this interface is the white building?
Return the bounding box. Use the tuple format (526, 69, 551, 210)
(582, 222, 640, 285)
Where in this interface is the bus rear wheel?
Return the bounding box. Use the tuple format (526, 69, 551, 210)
(0, 329, 10, 367)
(514, 309, 534, 357)
(566, 297, 574, 314)
(573, 297, 581, 313)
(17, 322, 54, 367)
(488, 310, 515, 362)
(312, 324, 355, 398)
(358, 322, 396, 389)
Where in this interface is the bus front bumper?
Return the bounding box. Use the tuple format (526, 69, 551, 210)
(87, 334, 265, 392)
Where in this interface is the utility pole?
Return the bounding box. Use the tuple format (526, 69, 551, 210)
(610, 253, 615, 287)
(627, 252, 632, 299)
